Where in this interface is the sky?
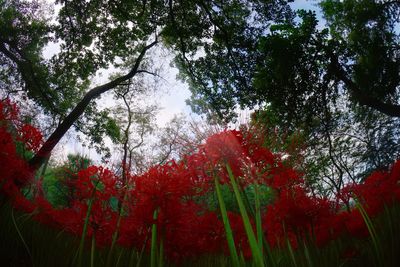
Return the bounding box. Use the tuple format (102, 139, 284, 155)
(291, 0, 322, 12)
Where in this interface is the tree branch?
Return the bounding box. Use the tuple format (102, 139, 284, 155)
(28, 40, 158, 170)
(0, 41, 58, 113)
(330, 53, 400, 117)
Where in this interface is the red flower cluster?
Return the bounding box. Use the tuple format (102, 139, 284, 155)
(17, 124, 43, 152)
(0, 100, 35, 198)
(2, 99, 400, 263)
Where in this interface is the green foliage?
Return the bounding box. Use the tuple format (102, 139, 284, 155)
(15, 140, 34, 160)
(150, 209, 159, 267)
(0, 0, 53, 108)
(76, 108, 122, 158)
(214, 176, 241, 267)
(254, 10, 332, 131)
(176, 0, 399, 124)
(0, 0, 291, 163)
(43, 154, 92, 208)
(226, 165, 264, 267)
(204, 181, 274, 213)
(168, 0, 296, 121)
(321, 0, 399, 99)
(173, 0, 400, 195)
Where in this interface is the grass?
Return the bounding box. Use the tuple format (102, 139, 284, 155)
(1, 194, 400, 267)
(225, 164, 264, 267)
(0, 202, 152, 267)
(214, 174, 241, 267)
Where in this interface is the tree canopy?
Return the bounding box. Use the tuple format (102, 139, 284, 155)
(172, 0, 400, 195)
(175, 0, 399, 121)
(1, 0, 295, 169)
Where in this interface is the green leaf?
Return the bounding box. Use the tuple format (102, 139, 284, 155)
(214, 175, 241, 267)
(226, 164, 265, 267)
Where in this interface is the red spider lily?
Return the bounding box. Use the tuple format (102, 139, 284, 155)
(261, 171, 339, 249)
(201, 130, 250, 183)
(87, 201, 118, 247)
(338, 160, 400, 220)
(130, 162, 196, 234)
(11, 191, 36, 213)
(175, 209, 225, 258)
(266, 165, 303, 190)
(17, 124, 43, 152)
(341, 247, 359, 260)
(0, 99, 18, 122)
(4, 98, 400, 263)
(344, 210, 369, 238)
(54, 201, 88, 235)
(159, 202, 225, 262)
(0, 100, 33, 194)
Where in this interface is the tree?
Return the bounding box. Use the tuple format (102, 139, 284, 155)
(1, 0, 295, 172)
(171, 0, 400, 195)
(177, 1, 399, 121)
(0, 0, 52, 106)
(0, 0, 158, 169)
(152, 114, 222, 165)
(169, 0, 296, 121)
(251, 1, 400, 190)
(111, 81, 158, 177)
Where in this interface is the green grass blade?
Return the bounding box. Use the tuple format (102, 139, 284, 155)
(151, 209, 158, 267)
(255, 184, 278, 267)
(77, 196, 94, 267)
(286, 238, 297, 267)
(116, 249, 124, 267)
(134, 230, 150, 267)
(254, 184, 264, 256)
(107, 188, 129, 267)
(263, 236, 277, 267)
(11, 207, 34, 267)
(158, 236, 164, 267)
(214, 176, 241, 267)
(354, 197, 382, 266)
(303, 240, 313, 267)
(91, 235, 95, 267)
(76, 180, 100, 267)
(226, 164, 265, 267)
(128, 248, 137, 267)
(240, 250, 246, 266)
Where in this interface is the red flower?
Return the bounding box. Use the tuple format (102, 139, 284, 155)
(17, 124, 43, 152)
